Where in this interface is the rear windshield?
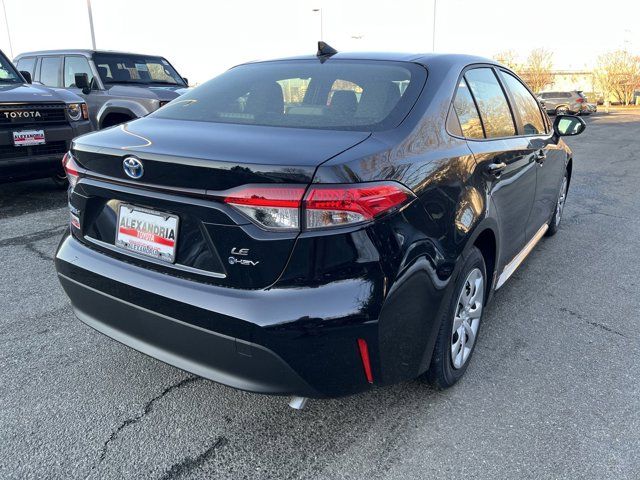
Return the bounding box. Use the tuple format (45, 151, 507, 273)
(152, 60, 426, 131)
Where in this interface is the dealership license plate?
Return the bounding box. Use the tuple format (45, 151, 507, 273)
(13, 130, 46, 147)
(116, 205, 179, 263)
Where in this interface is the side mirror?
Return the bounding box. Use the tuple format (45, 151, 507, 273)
(182, 77, 189, 86)
(20, 71, 32, 84)
(553, 115, 586, 137)
(74, 73, 91, 94)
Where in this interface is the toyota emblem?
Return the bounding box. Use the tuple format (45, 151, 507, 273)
(123, 157, 144, 179)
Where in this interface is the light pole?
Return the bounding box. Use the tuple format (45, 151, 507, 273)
(1, 0, 13, 58)
(86, 0, 96, 49)
(432, 0, 437, 52)
(312, 8, 323, 40)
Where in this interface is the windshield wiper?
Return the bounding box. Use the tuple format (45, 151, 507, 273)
(148, 81, 180, 86)
(104, 80, 145, 85)
(0, 78, 19, 84)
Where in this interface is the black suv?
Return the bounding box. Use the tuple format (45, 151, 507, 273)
(55, 47, 585, 401)
(0, 50, 92, 185)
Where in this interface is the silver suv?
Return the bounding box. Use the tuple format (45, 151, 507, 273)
(537, 91, 587, 115)
(14, 50, 189, 129)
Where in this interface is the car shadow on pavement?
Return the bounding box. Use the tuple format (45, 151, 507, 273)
(0, 179, 68, 219)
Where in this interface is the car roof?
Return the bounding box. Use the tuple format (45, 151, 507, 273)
(14, 49, 164, 59)
(241, 52, 500, 69)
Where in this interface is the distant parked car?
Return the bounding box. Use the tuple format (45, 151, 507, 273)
(538, 91, 587, 115)
(14, 50, 189, 130)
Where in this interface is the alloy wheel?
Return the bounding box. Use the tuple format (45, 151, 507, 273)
(555, 176, 568, 227)
(451, 268, 484, 369)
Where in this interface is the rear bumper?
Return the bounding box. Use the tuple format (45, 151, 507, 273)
(58, 273, 316, 396)
(55, 234, 385, 398)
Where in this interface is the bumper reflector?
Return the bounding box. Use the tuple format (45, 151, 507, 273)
(357, 338, 373, 384)
(70, 213, 80, 230)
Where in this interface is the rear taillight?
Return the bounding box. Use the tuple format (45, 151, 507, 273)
(305, 183, 411, 229)
(61, 151, 81, 188)
(224, 186, 306, 231)
(223, 182, 413, 231)
(576, 98, 584, 103)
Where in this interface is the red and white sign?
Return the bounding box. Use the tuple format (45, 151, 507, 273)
(13, 130, 46, 147)
(115, 205, 179, 263)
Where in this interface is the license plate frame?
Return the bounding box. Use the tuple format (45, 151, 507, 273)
(115, 204, 180, 263)
(13, 129, 46, 147)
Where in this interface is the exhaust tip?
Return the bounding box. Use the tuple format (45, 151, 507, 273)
(288, 396, 308, 410)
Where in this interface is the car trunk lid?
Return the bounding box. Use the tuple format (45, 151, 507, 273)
(72, 117, 370, 190)
(69, 118, 370, 289)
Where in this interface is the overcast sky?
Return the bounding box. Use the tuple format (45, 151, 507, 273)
(1, 0, 638, 84)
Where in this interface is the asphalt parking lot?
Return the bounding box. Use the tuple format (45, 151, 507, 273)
(1, 111, 638, 480)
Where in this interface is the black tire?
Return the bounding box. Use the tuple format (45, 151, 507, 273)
(51, 173, 69, 189)
(424, 246, 487, 389)
(546, 170, 569, 237)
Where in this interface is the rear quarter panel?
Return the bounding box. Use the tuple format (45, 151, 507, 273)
(309, 58, 500, 381)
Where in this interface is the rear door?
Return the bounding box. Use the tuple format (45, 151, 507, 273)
(457, 67, 537, 269)
(498, 70, 566, 236)
(37, 56, 62, 87)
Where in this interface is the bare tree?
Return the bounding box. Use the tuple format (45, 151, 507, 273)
(519, 48, 554, 94)
(493, 50, 520, 72)
(594, 50, 640, 106)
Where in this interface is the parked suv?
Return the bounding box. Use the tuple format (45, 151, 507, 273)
(538, 91, 587, 115)
(55, 48, 585, 402)
(14, 50, 189, 130)
(0, 49, 91, 185)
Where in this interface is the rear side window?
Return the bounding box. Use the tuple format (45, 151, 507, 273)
(64, 56, 95, 88)
(152, 60, 427, 132)
(452, 78, 484, 139)
(16, 57, 35, 76)
(500, 71, 546, 135)
(39, 57, 61, 87)
(464, 68, 515, 138)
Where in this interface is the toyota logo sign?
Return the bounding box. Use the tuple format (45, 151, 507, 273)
(123, 157, 144, 179)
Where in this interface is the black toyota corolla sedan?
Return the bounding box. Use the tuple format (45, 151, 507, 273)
(55, 45, 585, 402)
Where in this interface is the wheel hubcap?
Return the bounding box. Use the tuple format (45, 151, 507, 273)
(451, 268, 484, 370)
(555, 176, 568, 226)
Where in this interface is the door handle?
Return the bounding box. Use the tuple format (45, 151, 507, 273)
(534, 149, 547, 164)
(486, 162, 507, 177)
